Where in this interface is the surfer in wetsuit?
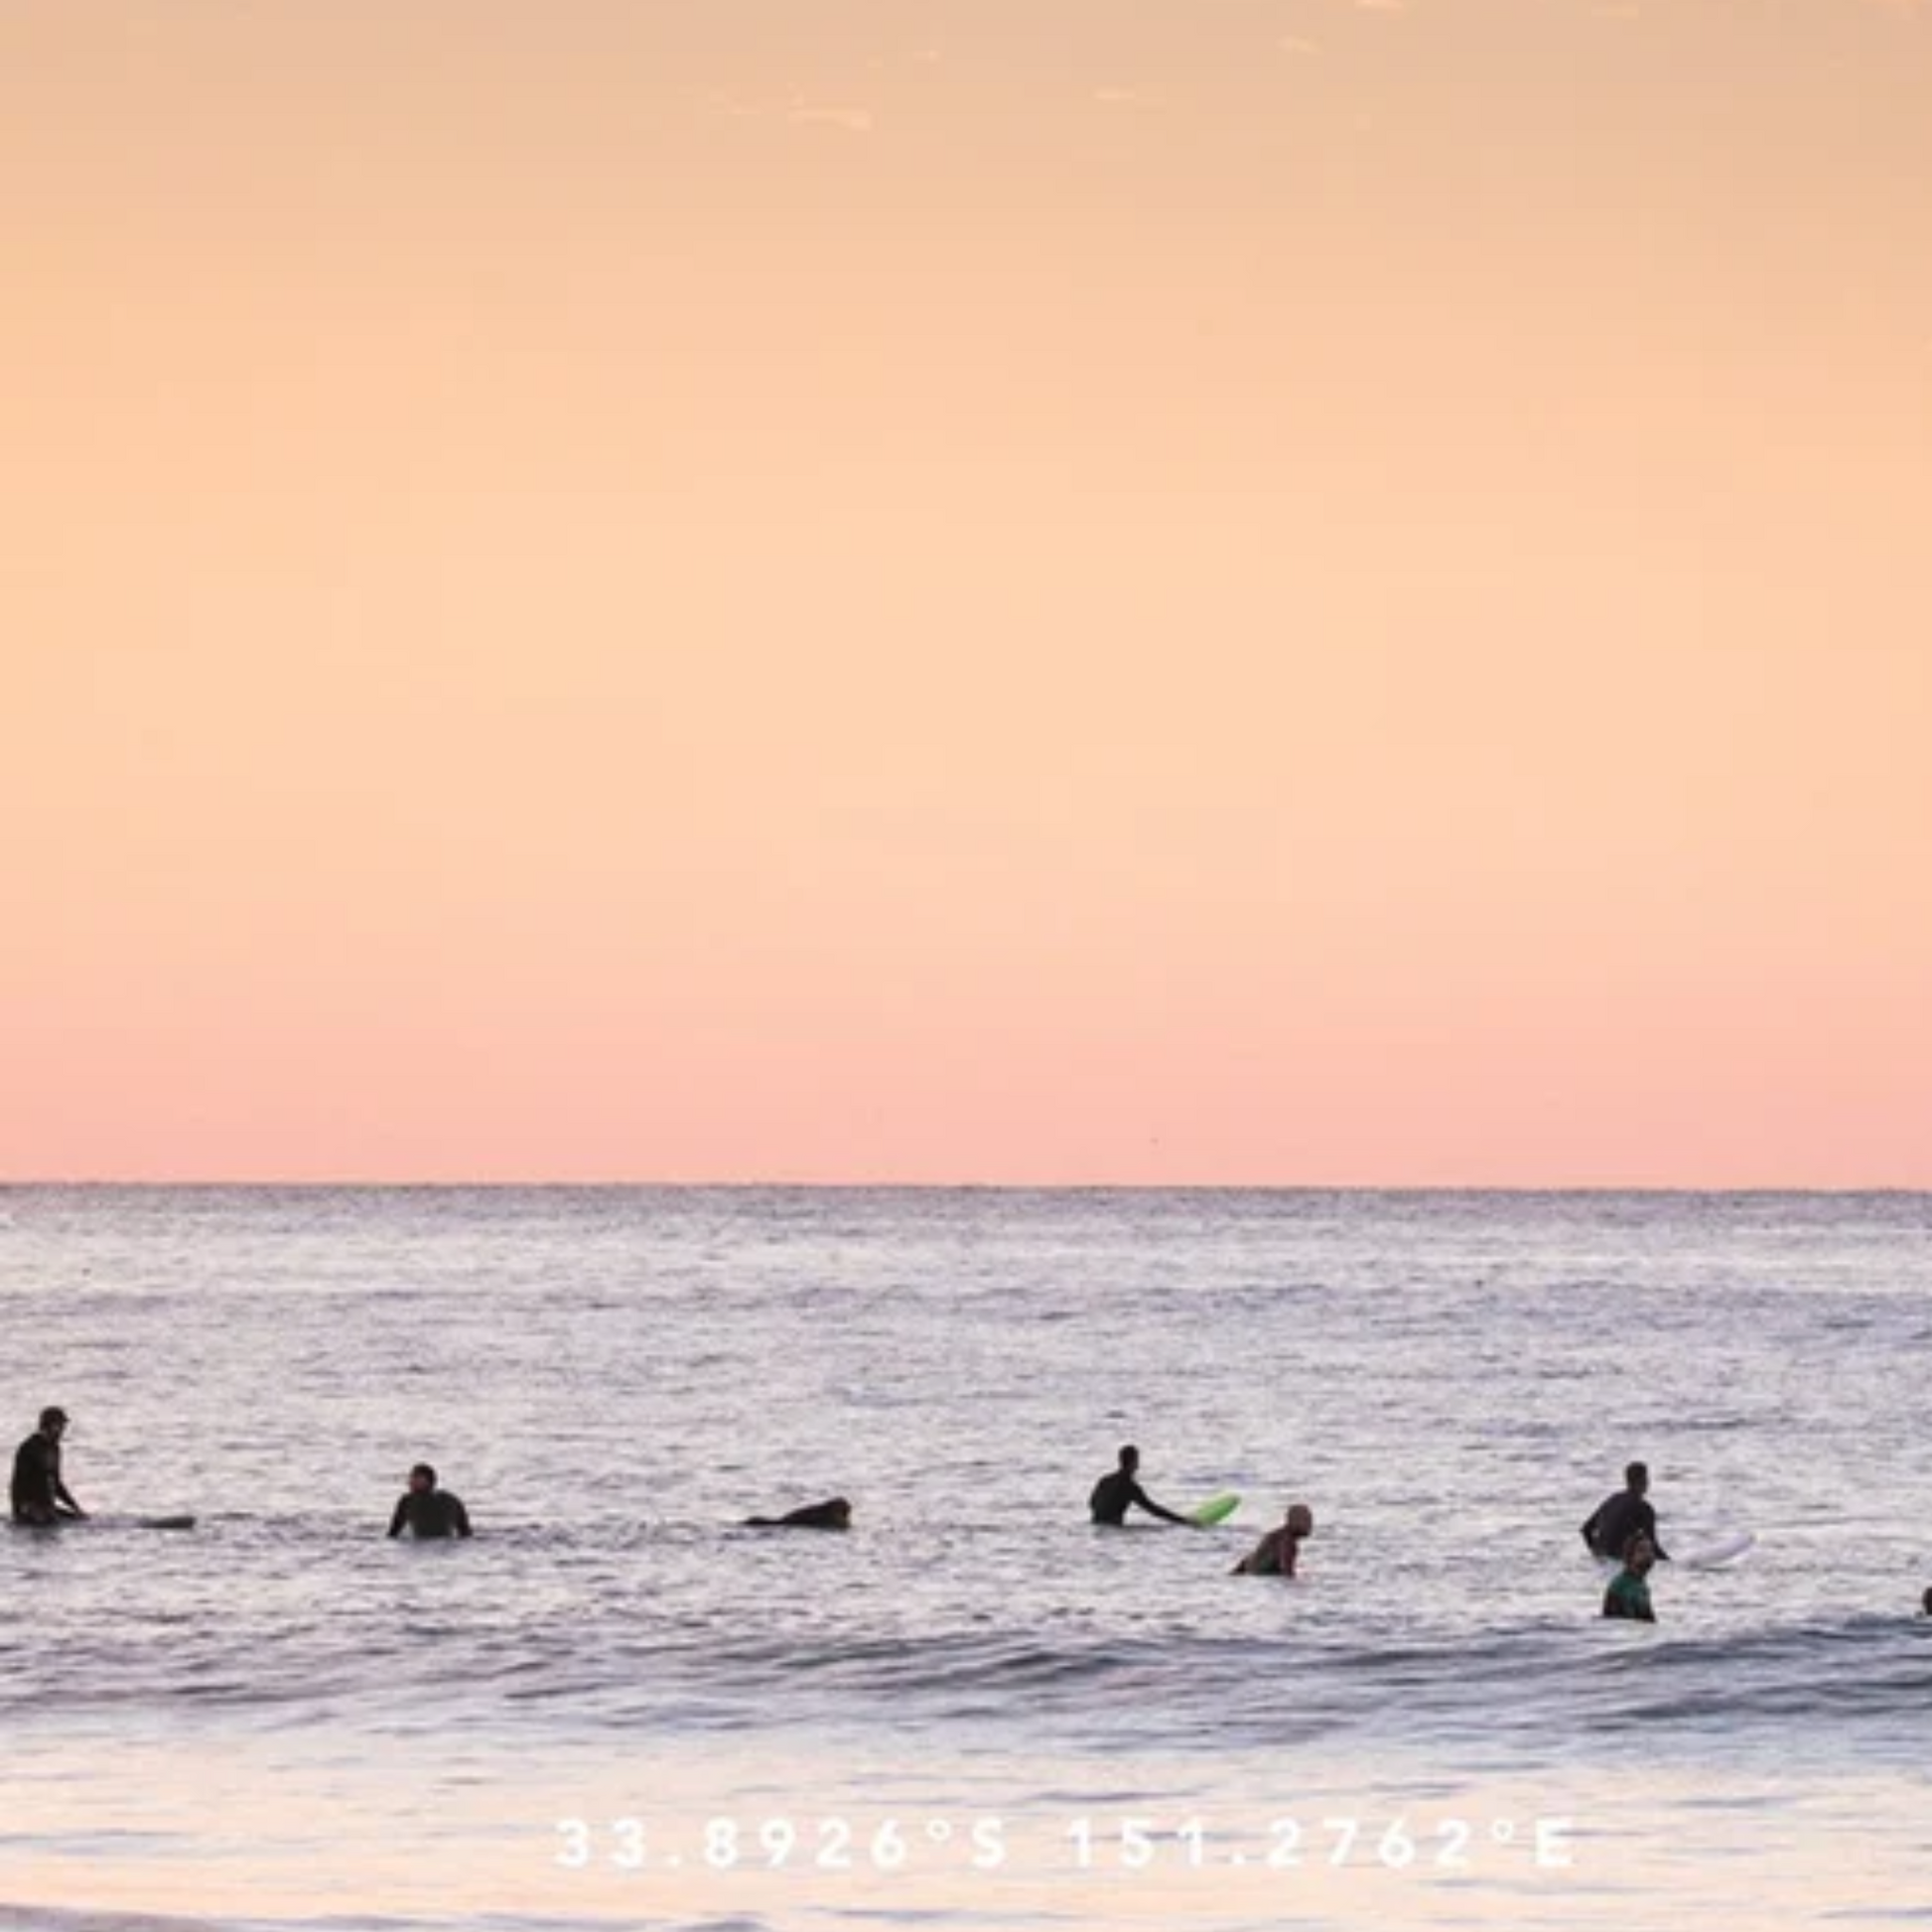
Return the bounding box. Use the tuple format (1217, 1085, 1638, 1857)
(11, 1407, 86, 1526)
(744, 1497, 852, 1530)
(1233, 1501, 1313, 1576)
(1089, 1446, 1192, 1528)
(1582, 1461, 1670, 1563)
(387, 1463, 473, 1540)
(1602, 1532, 1658, 1622)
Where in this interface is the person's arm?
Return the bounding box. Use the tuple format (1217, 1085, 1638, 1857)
(387, 1496, 408, 1539)
(1642, 1504, 1670, 1562)
(453, 1497, 473, 1539)
(1581, 1506, 1603, 1551)
(1131, 1483, 1193, 1528)
(54, 1476, 86, 1519)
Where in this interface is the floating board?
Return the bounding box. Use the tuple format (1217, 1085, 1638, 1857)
(1593, 1528, 1754, 1572)
(9, 1513, 196, 1532)
(1188, 1493, 1241, 1527)
(1677, 1528, 1755, 1570)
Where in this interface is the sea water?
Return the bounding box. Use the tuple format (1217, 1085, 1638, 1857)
(3, 1186, 1929, 1930)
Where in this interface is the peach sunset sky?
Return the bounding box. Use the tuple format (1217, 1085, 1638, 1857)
(3, 0, 1929, 1186)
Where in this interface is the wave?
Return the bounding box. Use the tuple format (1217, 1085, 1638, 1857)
(9, 1598, 1926, 1764)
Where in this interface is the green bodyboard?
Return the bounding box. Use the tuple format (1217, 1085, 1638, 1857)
(1189, 1493, 1241, 1526)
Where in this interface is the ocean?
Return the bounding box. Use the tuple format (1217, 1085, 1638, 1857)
(3, 1186, 1928, 1930)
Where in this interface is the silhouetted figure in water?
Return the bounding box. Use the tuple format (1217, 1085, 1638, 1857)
(1089, 1446, 1190, 1527)
(1602, 1533, 1658, 1623)
(388, 1463, 473, 1539)
(11, 1407, 85, 1526)
(1583, 1460, 1670, 1562)
(744, 1497, 852, 1530)
(1234, 1501, 1313, 1576)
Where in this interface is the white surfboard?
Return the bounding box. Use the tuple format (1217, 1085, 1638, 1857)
(1593, 1527, 1754, 1571)
(1675, 1528, 1755, 1569)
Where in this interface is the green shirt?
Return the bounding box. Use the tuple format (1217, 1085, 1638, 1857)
(1602, 1570, 1655, 1622)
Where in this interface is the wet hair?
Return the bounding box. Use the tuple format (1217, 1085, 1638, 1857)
(1625, 1461, 1649, 1488)
(39, 1407, 68, 1432)
(1119, 1445, 1140, 1467)
(411, 1463, 437, 1487)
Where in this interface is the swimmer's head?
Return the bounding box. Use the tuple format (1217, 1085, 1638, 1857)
(1626, 1533, 1657, 1576)
(1921, 1587, 1931, 1617)
(408, 1463, 438, 1494)
(1625, 1461, 1650, 1494)
(1285, 1502, 1314, 1538)
(39, 1407, 69, 1437)
(1118, 1446, 1140, 1474)
(825, 1498, 853, 1529)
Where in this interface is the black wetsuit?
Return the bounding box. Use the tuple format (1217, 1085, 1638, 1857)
(388, 1489, 472, 1539)
(1089, 1469, 1184, 1527)
(744, 1500, 850, 1530)
(11, 1433, 73, 1525)
(1582, 1490, 1667, 1562)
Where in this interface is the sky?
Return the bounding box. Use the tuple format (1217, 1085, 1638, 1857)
(3, 0, 1929, 1186)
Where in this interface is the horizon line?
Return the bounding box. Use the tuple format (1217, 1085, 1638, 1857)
(1, 1177, 1927, 1197)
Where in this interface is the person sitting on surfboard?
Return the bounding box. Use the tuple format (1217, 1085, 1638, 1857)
(1233, 1502, 1313, 1577)
(1582, 1461, 1670, 1563)
(1089, 1446, 1193, 1528)
(11, 1407, 86, 1526)
(387, 1463, 473, 1540)
(1601, 1532, 1658, 1622)
(744, 1497, 852, 1530)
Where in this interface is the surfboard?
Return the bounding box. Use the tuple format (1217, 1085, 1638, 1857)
(1592, 1528, 1753, 1571)
(1188, 1493, 1241, 1526)
(9, 1513, 197, 1532)
(1676, 1528, 1755, 1569)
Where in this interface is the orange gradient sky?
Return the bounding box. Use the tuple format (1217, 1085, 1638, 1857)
(3, 1, 1929, 1185)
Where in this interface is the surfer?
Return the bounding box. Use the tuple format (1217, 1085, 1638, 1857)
(1582, 1460, 1670, 1562)
(387, 1463, 473, 1540)
(10, 1407, 86, 1526)
(1601, 1532, 1658, 1622)
(1233, 1501, 1313, 1576)
(743, 1497, 852, 1530)
(1089, 1446, 1193, 1528)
